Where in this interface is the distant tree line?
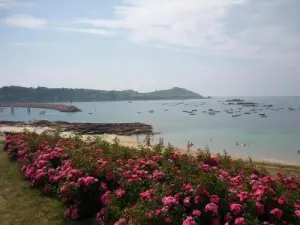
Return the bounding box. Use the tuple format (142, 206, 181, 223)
(0, 86, 204, 102)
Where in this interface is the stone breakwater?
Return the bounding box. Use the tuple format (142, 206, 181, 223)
(0, 120, 154, 135)
(0, 103, 81, 112)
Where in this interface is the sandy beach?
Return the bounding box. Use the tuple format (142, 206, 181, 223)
(0, 125, 139, 148)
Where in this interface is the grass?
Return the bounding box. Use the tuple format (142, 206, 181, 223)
(0, 135, 95, 225)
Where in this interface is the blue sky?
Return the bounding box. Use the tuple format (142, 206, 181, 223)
(1, 0, 300, 96)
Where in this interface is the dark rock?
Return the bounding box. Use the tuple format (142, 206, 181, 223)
(0, 120, 153, 136)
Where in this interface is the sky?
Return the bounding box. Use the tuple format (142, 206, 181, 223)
(0, 0, 300, 96)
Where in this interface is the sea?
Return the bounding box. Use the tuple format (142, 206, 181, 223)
(1, 97, 300, 165)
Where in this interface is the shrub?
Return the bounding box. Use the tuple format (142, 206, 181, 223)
(4, 132, 300, 225)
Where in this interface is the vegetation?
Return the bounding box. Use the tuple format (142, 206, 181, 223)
(3, 132, 300, 225)
(0, 135, 95, 225)
(0, 86, 204, 102)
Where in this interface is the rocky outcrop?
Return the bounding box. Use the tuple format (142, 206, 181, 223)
(0, 120, 154, 135)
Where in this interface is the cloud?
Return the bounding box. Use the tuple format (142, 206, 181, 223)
(4, 14, 47, 28)
(75, 0, 245, 46)
(73, 0, 300, 60)
(0, 0, 35, 9)
(58, 27, 114, 36)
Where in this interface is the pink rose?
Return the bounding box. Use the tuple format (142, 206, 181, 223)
(270, 208, 283, 219)
(210, 195, 220, 205)
(230, 203, 243, 215)
(278, 196, 288, 205)
(183, 196, 191, 207)
(165, 217, 172, 224)
(182, 216, 196, 225)
(205, 203, 218, 216)
(192, 210, 201, 217)
(235, 217, 245, 225)
(256, 202, 265, 215)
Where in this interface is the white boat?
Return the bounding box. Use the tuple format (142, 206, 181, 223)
(40, 111, 46, 115)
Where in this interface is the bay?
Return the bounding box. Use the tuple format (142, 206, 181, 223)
(1, 97, 300, 165)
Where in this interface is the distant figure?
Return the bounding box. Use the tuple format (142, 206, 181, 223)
(298, 150, 300, 154)
(236, 142, 239, 147)
(210, 138, 212, 142)
(187, 141, 194, 150)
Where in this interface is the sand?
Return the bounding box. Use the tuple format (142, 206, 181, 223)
(0, 125, 140, 148)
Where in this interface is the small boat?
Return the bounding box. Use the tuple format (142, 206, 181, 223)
(258, 113, 266, 116)
(40, 111, 46, 115)
(208, 111, 216, 115)
(182, 110, 188, 113)
(149, 110, 154, 113)
(232, 114, 241, 117)
(189, 113, 196, 116)
(164, 109, 168, 111)
(88, 112, 93, 115)
(137, 112, 141, 114)
(288, 108, 295, 111)
(128, 101, 132, 103)
(244, 112, 251, 115)
(260, 114, 268, 118)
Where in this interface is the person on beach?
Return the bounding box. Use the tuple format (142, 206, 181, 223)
(236, 142, 239, 147)
(187, 141, 194, 150)
(298, 150, 300, 154)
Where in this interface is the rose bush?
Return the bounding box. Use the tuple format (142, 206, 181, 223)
(4, 132, 300, 225)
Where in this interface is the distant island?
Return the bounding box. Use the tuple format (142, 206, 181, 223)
(0, 86, 207, 102)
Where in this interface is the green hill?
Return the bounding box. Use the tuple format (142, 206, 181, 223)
(0, 86, 205, 102)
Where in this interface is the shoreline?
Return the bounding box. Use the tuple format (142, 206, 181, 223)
(0, 125, 299, 168)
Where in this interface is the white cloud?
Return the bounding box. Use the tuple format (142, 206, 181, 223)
(4, 14, 47, 29)
(58, 27, 114, 36)
(75, 0, 245, 47)
(73, 0, 300, 60)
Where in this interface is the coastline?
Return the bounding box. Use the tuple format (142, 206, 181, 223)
(1, 125, 299, 168)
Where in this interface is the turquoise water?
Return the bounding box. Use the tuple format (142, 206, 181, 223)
(1, 97, 300, 165)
